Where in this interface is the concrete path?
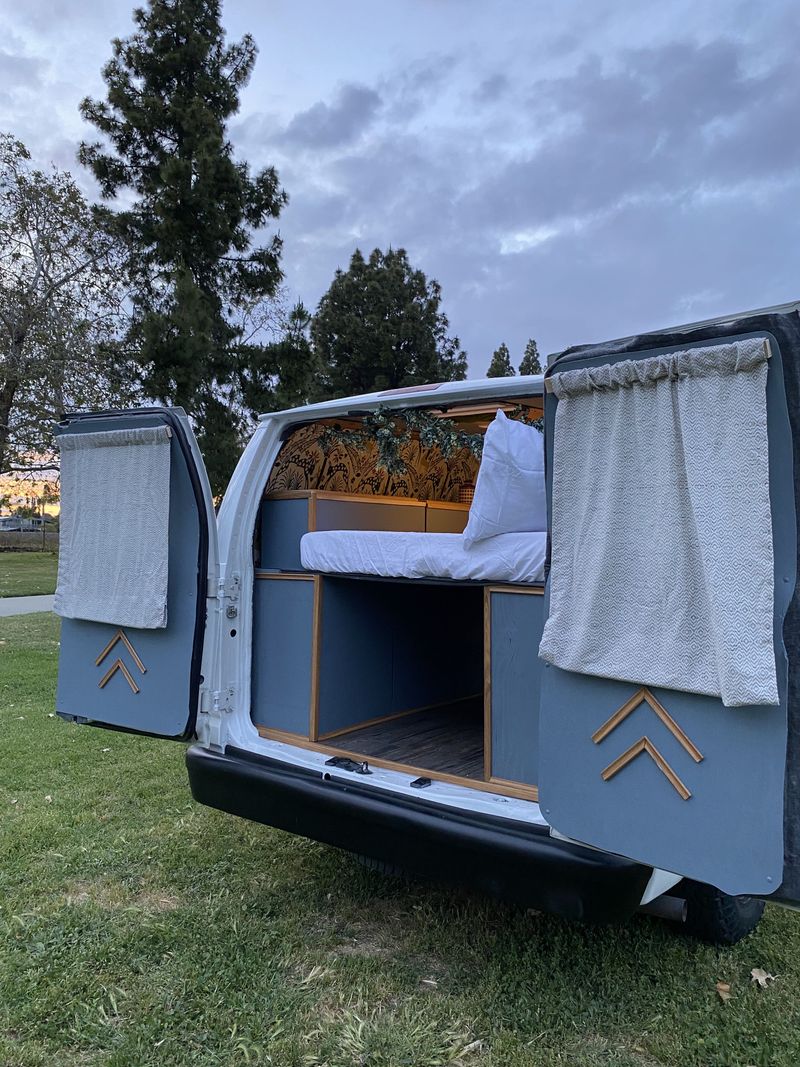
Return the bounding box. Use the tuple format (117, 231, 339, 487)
(0, 594, 55, 617)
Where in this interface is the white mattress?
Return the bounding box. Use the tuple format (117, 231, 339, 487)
(300, 530, 547, 584)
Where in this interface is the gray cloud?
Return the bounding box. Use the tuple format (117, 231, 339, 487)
(2, 0, 798, 374)
(280, 83, 382, 149)
(0, 48, 44, 86)
(473, 72, 509, 104)
(263, 26, 800, 371)
(380, 54, 461, 122)
(465, 39, 800, 235)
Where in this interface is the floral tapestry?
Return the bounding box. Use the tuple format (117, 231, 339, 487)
(265, 423, 479, 502)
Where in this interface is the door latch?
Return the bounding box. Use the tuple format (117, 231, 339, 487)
(324, 756, 372, 775)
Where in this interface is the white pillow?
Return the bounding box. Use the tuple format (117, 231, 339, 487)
(462, 410, 546, 547)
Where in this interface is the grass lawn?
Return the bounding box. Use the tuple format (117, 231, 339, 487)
(0, 552, 58, 597)
(2, 614, 800, 1066)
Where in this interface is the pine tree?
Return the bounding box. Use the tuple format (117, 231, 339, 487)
(79, 0, 286, 493)
(486, 342, 515, 377)
(311, 248, 467, 398)
(519, 337, 542, 375)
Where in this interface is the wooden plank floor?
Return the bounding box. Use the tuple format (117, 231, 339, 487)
(332, 697, 484, 779)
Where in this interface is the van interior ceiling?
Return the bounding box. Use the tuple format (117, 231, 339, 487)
(250, 398, 545, 801)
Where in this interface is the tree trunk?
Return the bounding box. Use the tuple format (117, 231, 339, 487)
(0, 333, 26, 475)
(0, 374, 19, 476)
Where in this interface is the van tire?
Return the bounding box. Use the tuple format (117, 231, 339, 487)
(674, 880, 765, 945)
(354, 854, 408, 880)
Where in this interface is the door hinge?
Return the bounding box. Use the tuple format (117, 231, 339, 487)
(207, 573, 241, 601)
(198, 685, 235, 749)
(199, 685, 217, 715)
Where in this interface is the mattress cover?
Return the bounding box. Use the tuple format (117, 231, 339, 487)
(300, 529, 547, 585)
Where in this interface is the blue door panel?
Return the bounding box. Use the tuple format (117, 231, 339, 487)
(541, 322, 797, 897)
(539, 669, 786, 895)
(55, 411, 209, 739)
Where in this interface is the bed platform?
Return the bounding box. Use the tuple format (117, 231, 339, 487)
(259, 490, 470, 571)
(299, 529, 547, 585)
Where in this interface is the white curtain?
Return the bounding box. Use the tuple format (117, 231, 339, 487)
(55, 425, 172, 629)
(538, 337, 778, 707)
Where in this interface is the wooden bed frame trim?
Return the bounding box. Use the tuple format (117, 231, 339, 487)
(309, 576, 322, 740)
(483, 586, 493, 781)
(254, 571, 315, 581)
(426, 500, 471, 511)
(262, 490, 469, 539)
(265, 488, 427, 507)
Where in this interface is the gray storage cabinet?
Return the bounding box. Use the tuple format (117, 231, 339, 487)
(251, 574, 317, 735)
(252, 568, 544, 801)
(485, 586, 544, 792)
(252, 573, 483, 739)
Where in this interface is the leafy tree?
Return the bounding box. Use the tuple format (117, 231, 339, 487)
(79, 0, 287, 493)
(0, 134, 135, 477)
(311, 248, 467, 398)
(486, 341, 515, 378)
(239, 301, 321, 415)
(519, 337, 542, 375)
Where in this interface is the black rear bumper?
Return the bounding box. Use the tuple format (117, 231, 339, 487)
(186, 744, 651, 924)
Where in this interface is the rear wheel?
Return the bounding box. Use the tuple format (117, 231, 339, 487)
(674, 880, 765, 945)
(354, 854, 408, 879)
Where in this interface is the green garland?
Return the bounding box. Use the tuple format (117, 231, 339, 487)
(320, 404, 541, 476)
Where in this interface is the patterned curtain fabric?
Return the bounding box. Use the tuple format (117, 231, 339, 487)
(55, 425, 172, 629)
(539, 337, 777, 707)
(265, 423, 480, 502)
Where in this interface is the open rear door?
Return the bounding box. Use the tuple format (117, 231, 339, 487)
(54, 408, 218, 740)
(539, 304, 800, 904)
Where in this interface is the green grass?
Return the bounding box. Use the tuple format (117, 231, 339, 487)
(0, 552, 58, 597)
(2, 613, 800, 1066)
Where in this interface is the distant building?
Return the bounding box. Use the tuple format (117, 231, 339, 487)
(0, 457, 60, 517)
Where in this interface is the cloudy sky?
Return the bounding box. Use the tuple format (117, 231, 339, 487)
(1, 0, 798, 373)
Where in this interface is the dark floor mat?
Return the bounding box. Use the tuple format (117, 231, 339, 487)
(330, 696, 484, 779)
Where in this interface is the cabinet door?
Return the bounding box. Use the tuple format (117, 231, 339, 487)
(251, 574, 317, 736)
(488, 588, 543, 792)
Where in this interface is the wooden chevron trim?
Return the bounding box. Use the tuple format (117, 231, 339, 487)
(601, 736, 692, 800)
(592, 686, 703, 763)
(95, 629, 147, 695)
(98, 658, 141, 694)
(94, 628, 146, 674)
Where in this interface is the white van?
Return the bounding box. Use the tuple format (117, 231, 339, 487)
(51, 302, 800, 944)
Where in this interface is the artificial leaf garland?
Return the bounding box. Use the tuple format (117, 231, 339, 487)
(320, 404, 541, 475)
